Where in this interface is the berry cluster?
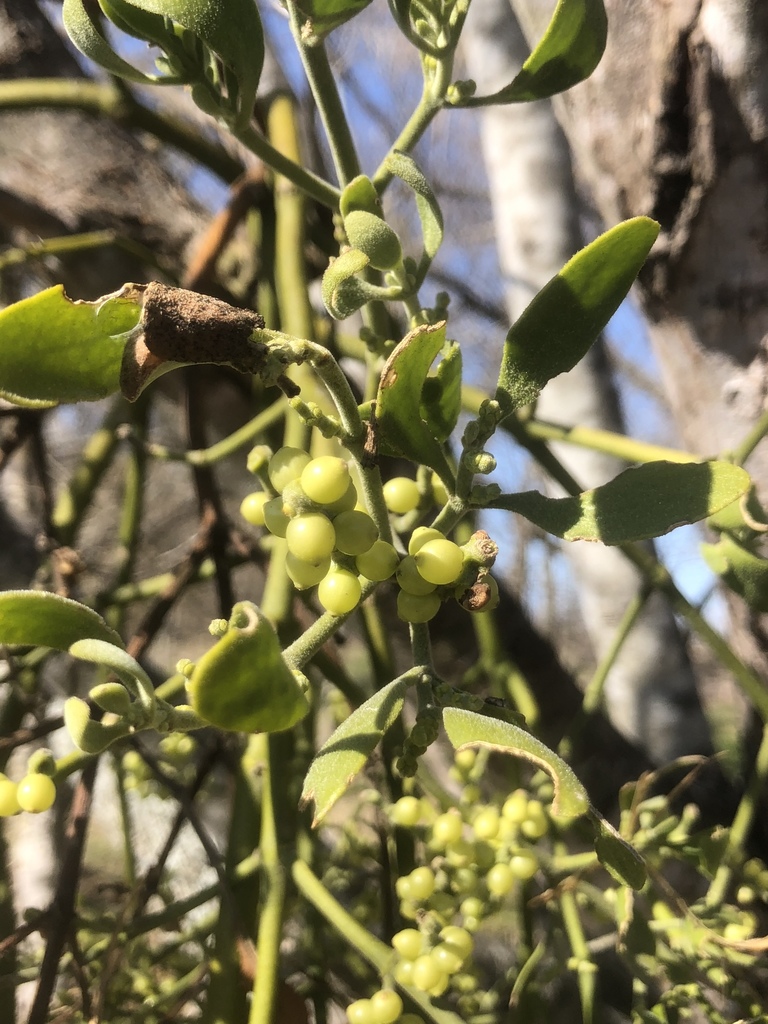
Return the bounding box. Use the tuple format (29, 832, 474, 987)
(241, 451, 498, 622)
(0, 772, 56, 815)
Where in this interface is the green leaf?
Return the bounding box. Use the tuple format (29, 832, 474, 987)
(0, 284, 142, 406)
(455, 0, 607, 106)
(420, 340, 462, 442)
(495, 217, 659, 417)
(62, 0, 169, 84)
(0, 591, 123, 650)
(496, 461, 751, 545)
(302, 674, 415, 825)
(296, 0, 374, 37)
(187, 602, 309, 733)
(701, 534, 768, 612)
(125, 0, 265, 126)
(587, 809, 647, 890)
(384, 151, 444, 286)
(443, 707, 589, 820)
(375, 321, 454, 484)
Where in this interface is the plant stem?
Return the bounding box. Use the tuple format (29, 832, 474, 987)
(285, 2, 362, 189)
(236, 123, 340, 208)
(146, 398, 286, 465)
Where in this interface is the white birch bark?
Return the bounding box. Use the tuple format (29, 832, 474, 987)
(462, 0, 712, 762)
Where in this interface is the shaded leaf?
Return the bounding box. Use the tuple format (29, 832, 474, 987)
(384, 151, 444, 285)
(701, 534, 768, 612)
(588, 809, 647, 890)
(376, 321, 453, 483)
(0, 591, 123, 650)
(496, 461, 750, 544)
(455, 0, 607, 106)
(443, 707, 589, 819)
(297, 0, 374, 37)
(302, 674, 415, 825)
(63, 0, 169, 85)
(187, 602, 309, 733)
(495, 218, 659, 417)
(420, 341, 463, 442)
(0, 284, 142, 406)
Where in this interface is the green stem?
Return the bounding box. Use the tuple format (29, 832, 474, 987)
(146, 398, 285, 465)
(236, 123, 340, 208)
(730, 407, 768, 466)
(285, 3, 361, 188)
(0, 229, 165, 273)
(113, 755, 137, 887)
(705, 721, 768, 908)
(559, 870, 596, 1024)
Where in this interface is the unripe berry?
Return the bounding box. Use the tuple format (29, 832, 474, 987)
(396, 590, 441, 624)
(16, 774, 56, 813)
(0, 777, 20, 817)
(408, 866, 436, 901)
(390, 796, 422, 828)
(383, 477, 420, 515)
(301, 456, 350, 505)
(431, 809, 463, 847)
(509, 851, 539, 881)
(392, 928, 423, 960)
(487, 862, 515, 897)
(413, 538, 464, 586)
(240, 491, 270, 526)
(412, 955, 444, 992)
(369, 989, 403, 1024)
(346, 998, 372, 1024)
(268, 446, 311, 492)
(408, 526, 444, 556)
(472, 806, 500, 840)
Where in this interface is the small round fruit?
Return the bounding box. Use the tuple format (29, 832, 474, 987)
(439, 926, 473, 959)
(263, 496, 290, 537)
(487, 862, 514, 897)
(370, 990, 403, 1024)
(431, 809, 463, 847)
(431, 472, 449, 505)
(414, 538, 464, 586)
(502, 789, 529, 824)
(408, 866, 436, 901)
(383, 477, 420, 515)
(393, 959, 415, 986)
(268, 446, 311, 493)
(509, 851, 539, 881)
(472, 807, 500, 841)
(16, 774, 56, 814)
(301, 456, 350, 505)
(240, 491, 269, 527)
(324, 479, 358, 515)
(285, 552, 330, 590)
(408, 526, 444, 556)
(346, 998, 373, 1024)
(392, 928, 424, 960)
(390, 796, 422, 828)
(521, 799, 548, 839)
(412, 955, 444, 992)
(0, 778, 20, 817)
(286, 513, 336, 565)
(397, 590, 440, 624)
(432, 942, 464, 975)
(333, 509, 378, 555)
(396, 556, 437, 596)
(356, 540, 399, 582)
(318, 569, 362, 615)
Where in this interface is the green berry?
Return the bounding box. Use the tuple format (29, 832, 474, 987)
(412, 955, 444, 992)
(502, 790, 529, 824)
(393, 960, 415, 986)
(355, 540, 399, 581)
(509, 851, 538, 880)
(431, 473, 449, 505)
(396, 590, 440, 623)
(472, 806, 500, 840)
(432, 942, 464, 974)
(285, 512, 336, 564)
(454, 748, 476, 772)
(408, 526, 444, 556)
(240, 491, 270, 526)
(408, 865, 436, 901)
(263, 496, 290, 537)
(413, 538, 464, 586)
(346, 998, 373, 1024)
(431, 809, 463, 847)
(392, 928, 424, 960)
(396, 556, 437, 596)
(0, 778, 20, 817)
(369, 989, 403, 1024)
(439, 926, 473, 958)
(285, 552, 330, 589)
(16, 774, 56, 814)
(301, 456, 350, 505)
(333, 509, 378, 555)
(383, 477, 420, 515)
(390, 796, 422, 828)
(318, 568, 362, 615)
(487, 862, 514, 897)
(521, 799, 548, 839)
(268, 446, 311, 493)
(324, 479, 358, 514)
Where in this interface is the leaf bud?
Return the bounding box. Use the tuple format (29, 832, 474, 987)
(176, 658, 196, 678)
(89, 682, 132, 717)
(208, 619, 229, 637)
(26, 749, 56, 777)
(246, 444, 272, 476)
(64, 697, 129, 754)
(343, 210, 403, 271)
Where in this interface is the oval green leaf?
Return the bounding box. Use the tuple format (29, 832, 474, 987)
(495, 461, 751, 544)
(0, 284, 142, 406)
(420, 340, 462, 442)
(0, 591, 123, 650)
(587, 808, 647, 890)
(187, 602, 309, 733)
(495, 218, 659, 417)
(301, 673, 416, 826)
(296, 0, 374, 38)
(455, 0, 607, 106)
(443, 707, 589, 820)
(63, 0, 168, 84)
(701, 534, 768, 612)
(376, 321, 454, 484)
(384, 151, 444, 286)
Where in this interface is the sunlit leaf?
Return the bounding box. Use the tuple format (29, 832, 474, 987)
(495, 218, 659, 417)
(376, 321, 454, 484)
(187, 602, 309, 733)
(302, 674, 415, 825)
(0, 284, 142, 406)
(495, 461, 751, 544)
(385, 151, 444, 285)
(454, 0, 607, 106)
(297, 0, 374, 37)
(443, 707, 589, 819)
(0, 591, 123, 650)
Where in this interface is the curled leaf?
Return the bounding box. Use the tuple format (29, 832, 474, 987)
(0, 591, 123, 650)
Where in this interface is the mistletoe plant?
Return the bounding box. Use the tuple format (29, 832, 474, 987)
(1, 0, 768, 1022)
